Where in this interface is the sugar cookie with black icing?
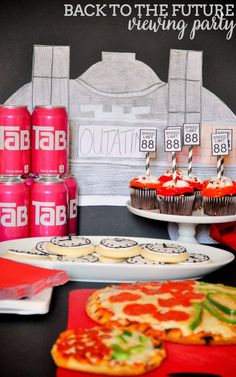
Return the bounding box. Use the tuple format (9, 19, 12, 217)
(180, 253, 210, 264)
(32, 241, 51, 255)
(48, 252, 99, 263)
(141, 243, 189, 263)
(95, 237, 141, 258)
(98, 255, 126, 264)
(46, 236, 94, 257)
(5, 241, 50, 261)
(125, 255, 161, 265)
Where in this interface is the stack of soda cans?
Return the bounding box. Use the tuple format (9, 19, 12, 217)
(0, 105, 78, 241)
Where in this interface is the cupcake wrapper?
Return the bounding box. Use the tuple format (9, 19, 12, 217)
(193, 190, 202, 211)
(156, 195, 194, 216)
(202, 196, 236, 216)
(130, 187, 157, 210)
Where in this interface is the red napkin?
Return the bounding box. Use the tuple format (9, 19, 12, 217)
(0, 257, 69, 299)
(210, 222, 236, 251)
(57, 289, 236, 377)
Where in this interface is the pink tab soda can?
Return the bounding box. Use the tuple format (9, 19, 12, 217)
(0, 176, 29, 241)
(32, 106, 68, 175)
(62, 173, 78, 235)
(0, 105, 31, 175)
(30, 176, 68, 237)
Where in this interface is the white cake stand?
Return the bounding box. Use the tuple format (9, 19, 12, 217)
(127, 201, 236, 244)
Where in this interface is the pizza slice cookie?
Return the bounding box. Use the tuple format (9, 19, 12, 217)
(86, 281, 236, 345)
(51, 327, 166, 375)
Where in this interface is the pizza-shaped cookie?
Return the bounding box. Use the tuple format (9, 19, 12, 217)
(51, 327, 166, 375)
(86, 280, 236, 345)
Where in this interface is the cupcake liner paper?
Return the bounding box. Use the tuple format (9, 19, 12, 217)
(193, 190, 202, 211)
(203, 196, 236, 216)
(157, 194, 194, 216)
(130, 187, 157, 210)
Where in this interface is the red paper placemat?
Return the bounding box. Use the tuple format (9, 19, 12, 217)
(0, 257, 69, 299)
(56, 289, 236, 377)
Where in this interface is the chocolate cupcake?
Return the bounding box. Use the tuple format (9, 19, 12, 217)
(129, 175, 160, 210)
(201, 177, 236, 216)
(156, 179, 195, 216)
(182, 174, 203, 211)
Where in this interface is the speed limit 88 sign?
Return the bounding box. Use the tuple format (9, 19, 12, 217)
(183, 123, 200, 146)
(211, 133, 229, 156)
(139, 129, 157, 152)
(164, 128, 182, 152)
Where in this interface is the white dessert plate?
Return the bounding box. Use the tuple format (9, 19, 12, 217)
(126, 201, 236, 244)
(0, 287, 53, 315)
(127, 201, 236, 224)
(0, 236, 234, 282)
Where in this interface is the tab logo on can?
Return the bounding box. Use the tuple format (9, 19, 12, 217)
(0, 126, 30, 150)
(33, 126, 67, 151)
(69, 198, 77, 219)
(32, 201, 67, 226)
(0, 203, 28, 227)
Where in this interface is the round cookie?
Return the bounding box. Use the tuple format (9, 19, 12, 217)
(78, 253, 99, 263)
(181, 253, 210, 264)
(5, 241, 50, 261)
(32, 241, 51, 256)
(48, 252, 99, 263)
(98, 255, 125, 264)
(125, 255, 162, 265)
(46, 236, 94, 257)
(141, 243, 189, 263)
(95, 237, 141, 258)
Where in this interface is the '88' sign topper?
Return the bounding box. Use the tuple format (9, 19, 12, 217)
(139, 129, 157, 152)
(211, 133, 229, 156)
(164, 128, 182, 152)
(183, 123, 200, 146)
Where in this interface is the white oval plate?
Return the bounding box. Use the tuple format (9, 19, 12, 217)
(0, 236, 234, 282)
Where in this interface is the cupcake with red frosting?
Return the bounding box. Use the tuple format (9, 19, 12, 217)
(158, 168, 185, 183)
(182, 174, 203, 211)
(130, 175, 160, 210)
(201, 177, 236, 216)
(156, 179, 194, 216)
(202, 175, 233, 188)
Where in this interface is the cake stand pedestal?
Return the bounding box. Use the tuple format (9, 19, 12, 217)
(127, 201, 236, 244)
